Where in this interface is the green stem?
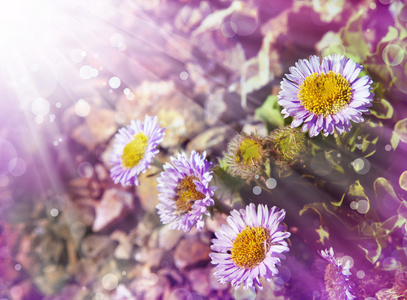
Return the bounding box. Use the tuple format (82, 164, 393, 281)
(254, 178, 273, 195)
(211, 195, 232, 215)
(334, 133, 344, 149)
(151, 158, 164, 171)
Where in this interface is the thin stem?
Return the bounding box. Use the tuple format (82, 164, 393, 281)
(152, 158, 164, 171)
(211, 195, 232, 215)
(254, 178, 273, 195)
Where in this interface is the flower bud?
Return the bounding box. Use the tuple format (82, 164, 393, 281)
(268, 126, 309, 177)
(224, 132, 270, 180)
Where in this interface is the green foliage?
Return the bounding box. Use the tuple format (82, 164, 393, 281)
(361, 135, 379, 158)
(299, 203, 330, 245)
(359, 241, 382, 265)
(370, 98, 394, 120)
(352, 177, 407, 263)
(383, 23, 407, 91)
(348, 180, 369, 201)
(214, 157, 248, 189)
(374, 177, 399, 203)
(390, 131, 400, 150)
(334, 122, 380, 158)
(298, 176, 407, 265)
(400, 171, 407, 192)
(339, 11, 371, 63)
(324, 150, 344, 177)
(212, 160, 245, 207)
(255, 95, 285, 131)
(392, 118, 407, 150)
(365, 19, 407, 106)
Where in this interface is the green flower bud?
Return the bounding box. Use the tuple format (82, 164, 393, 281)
(268, 126, 309, 177)
(224, 132, 270, 180)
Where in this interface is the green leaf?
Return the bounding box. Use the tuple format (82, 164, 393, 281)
(383, 26, 399, 42)
(348, 180, 369, 200)
(218, 157, 229, 170)
(299, 203, 332, 245)
(265, 162, 271, 178)
(340, 11, 371, 62)
(398, 21, 407, 40)
(365, 119, 383, 128)
(315, 225, 330, 245)
(371, 82, 386, 99)
(255, 95, 285, 130)
(370, 98, 394, 119)
(394, 118, 407, 144)
(374, 177, 399, 203)
(359, 242, 382, 264)
(299, 202, 324, 218)
(390, 131, 400, 150)
(359, 220, 377, 237)
(361, 135, 379, 158)
(400, 171, 407, 191)
(240, 32, 274, 108)
(382, 214, 407, 233)
(332, 194, 345, 207)
(398, 201, 407, 219)
(343, 128, 361, 152)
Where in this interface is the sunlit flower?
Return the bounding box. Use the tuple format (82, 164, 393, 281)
(319, 247, 356, 300)
(110, 115, 165, 186)
(278, 55, 373, 137)
(156, 151, 216, 232)
(210, 203, 290, 291)
(224, 132, 269, 180)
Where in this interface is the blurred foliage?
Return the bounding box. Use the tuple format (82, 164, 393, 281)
(255, 95, 286, 131)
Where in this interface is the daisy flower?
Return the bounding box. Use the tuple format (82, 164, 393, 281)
(110, 115, 165, 186)
(210, 203, 291, 291)
(156, 151, 216, 232)
(278, 54, 373, 137)
(319, 247, 356, 300)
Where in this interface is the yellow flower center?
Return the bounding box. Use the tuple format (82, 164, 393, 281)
(121, 132, 148, 169)
(174, 175, 205, 213)
(235, 139, 261, 165)
(298, 71, 352, 116)
(231, 226, 270, 269)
